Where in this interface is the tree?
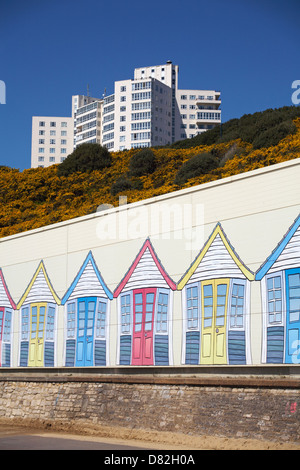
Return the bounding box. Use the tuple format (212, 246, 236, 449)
(129, 148, 157, 176)
(57, 143, 112, 176)
(174, 152, 219, 185)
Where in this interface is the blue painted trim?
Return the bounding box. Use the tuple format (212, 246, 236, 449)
(285, 267, 300, 364)
(255, 214, 300, 280)
(61, 251, 113, 304)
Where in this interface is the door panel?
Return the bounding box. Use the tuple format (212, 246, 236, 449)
(28, 303, 47, 367)
(132, 289, 156, 365)
(201, 279, 229, 364)
(0, 307, 4, 366)
(285, 269, 300, 363)
(76, 298, 96, 366)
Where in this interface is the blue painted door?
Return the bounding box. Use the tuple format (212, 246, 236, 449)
(76, 297, 96, 366)
(285, 269, 300, 363)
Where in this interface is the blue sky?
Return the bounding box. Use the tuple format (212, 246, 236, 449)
(0, 0, 299, 170)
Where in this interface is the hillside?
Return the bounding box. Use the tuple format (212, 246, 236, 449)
(0, 106, 300, 239)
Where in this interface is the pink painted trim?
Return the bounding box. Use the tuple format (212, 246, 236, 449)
(113, 239, 176, 298)
(0, 269, 16, 309)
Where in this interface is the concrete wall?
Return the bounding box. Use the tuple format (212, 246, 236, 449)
(0, 158, 299, 368)
(0, 375, 299, 443)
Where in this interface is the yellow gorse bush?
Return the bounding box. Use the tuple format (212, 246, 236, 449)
(0, 118, 299, 238)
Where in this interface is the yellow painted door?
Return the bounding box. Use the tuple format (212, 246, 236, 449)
(201, 279, 229, 364)
(28, 303, 46, 367)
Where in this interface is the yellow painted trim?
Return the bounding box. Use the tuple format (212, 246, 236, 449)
(17, 261, 61, 309)
(177, 224, 254, 290)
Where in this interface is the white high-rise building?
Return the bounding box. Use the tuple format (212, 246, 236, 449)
(31, 116, 73, 168)
(31, 62, 221, 167)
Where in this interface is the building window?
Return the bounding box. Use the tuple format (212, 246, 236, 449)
(61, 122, 67, 127)
(61, 139, 67, 145)
(49, 157, 55, 162)
(39, 130, 45, 135)
(230, 283, 245, 328)
(267, 276, 282, 324)
(39, 139, 44, 144)
(39, 121, 45, 127)
(67, 302, 75, 338)
(96, 301, 107, 338)
(186, 285, 198, 330)
(121, 294, 131, 334)
(120, 86, 126, 92)
(120, 96, 126, 102)
(3, 309, 12, 343)
(181, 95, 187, 100)
(21, 306, 29, 341)
(50, 139, 56, 144)
(38, 147, 44, 153)
(38, 156, 44, 162)
(46, 306, 55, 341)
(156, 291, 169, 333)
(61, 148, 66, 153)
(61, 131, 67, 136)
(50, 122, 56, 127)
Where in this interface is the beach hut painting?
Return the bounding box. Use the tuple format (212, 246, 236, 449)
(61, 251, 113, 367)
(0, 270, 16, 367)
(17, 261, 60, 367)
(177, 223, 255, 365)
(114, 238, 176, 366)
(256, 214, 300, 364)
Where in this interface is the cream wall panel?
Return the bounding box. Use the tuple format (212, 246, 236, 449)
(0, 158, 299, 368)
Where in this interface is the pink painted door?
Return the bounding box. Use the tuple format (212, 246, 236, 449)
(132, 288, 156, 365)
(0, 307, 4, 367)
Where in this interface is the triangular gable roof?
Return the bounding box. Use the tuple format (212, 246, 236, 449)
(0, 269, 16, 309)
(114, 238, 176, 298)
(17, 260, 61, 309)
(61, 250, 113, 304)
(177, 223, 254, 290)
(256, 213, 300, 280)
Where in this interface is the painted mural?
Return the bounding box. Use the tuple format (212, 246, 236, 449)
(113, 239, 176, 366)
(0, 269, 16, 367)
(256, 214, 300, 364)
(177, 223, 254, 365)
(61, 251, 113, 367)
(17, 261, 60, 367)
(0, 213, 300, 368)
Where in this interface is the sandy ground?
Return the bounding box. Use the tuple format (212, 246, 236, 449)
(0, 418, 299, 450)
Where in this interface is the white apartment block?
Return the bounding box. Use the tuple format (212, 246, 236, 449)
(72, 95, 102, 149)
(31, 116, 73, 168)
(31, 62, 221, 167)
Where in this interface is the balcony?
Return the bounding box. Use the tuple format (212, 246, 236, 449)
(196, 95, 221, 108)
(196, 111, 221, 125)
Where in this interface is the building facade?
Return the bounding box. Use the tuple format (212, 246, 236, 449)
(31, 116, 73, 168)
(31, 62, 221, 167)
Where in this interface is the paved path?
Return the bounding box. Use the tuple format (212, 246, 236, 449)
(0, 425, 148, 450)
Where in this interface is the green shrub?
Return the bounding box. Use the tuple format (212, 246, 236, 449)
(252, 120, 297, 149)
(110, 176, 132, 195)
(174, 152, 219, 185)
(129, 149, 156, 176)
(171, 105, 300, 149)
(57, 143, 112, 176)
